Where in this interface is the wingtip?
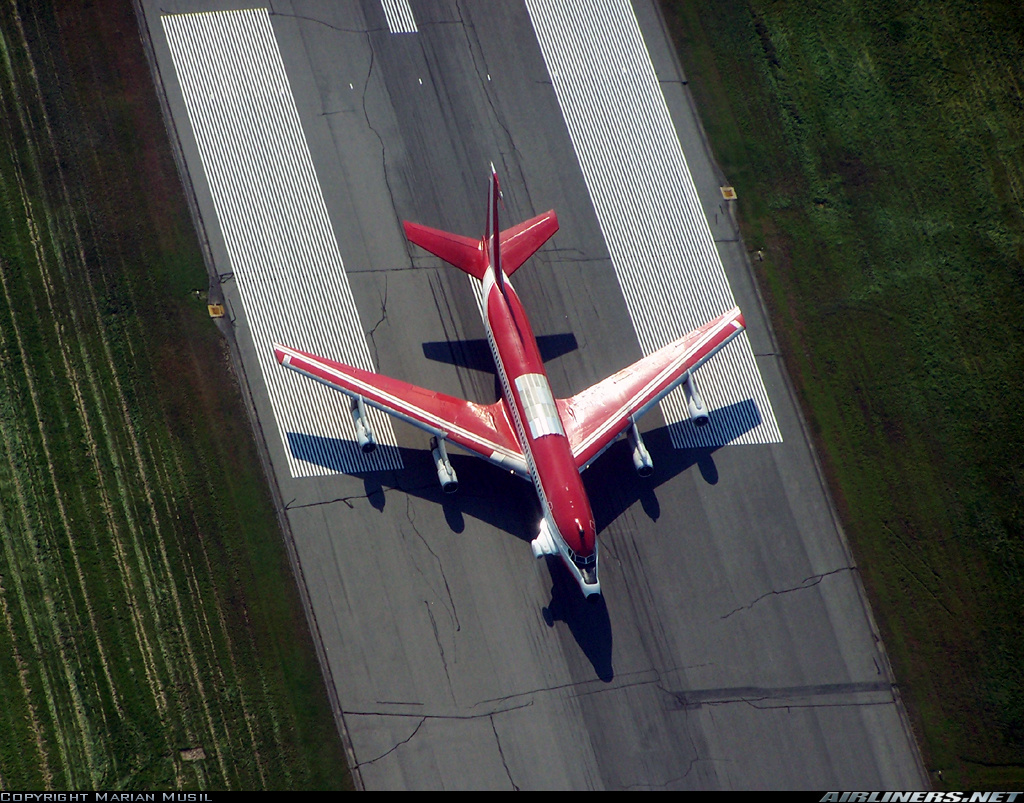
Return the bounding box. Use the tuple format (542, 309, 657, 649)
(542, 209, 560, 234)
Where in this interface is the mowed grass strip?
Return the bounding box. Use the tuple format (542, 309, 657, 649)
(0, 0, 348, 790)
(661, 0, 1024, 788)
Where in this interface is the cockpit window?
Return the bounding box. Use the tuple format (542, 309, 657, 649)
(565, 546, 597, 585)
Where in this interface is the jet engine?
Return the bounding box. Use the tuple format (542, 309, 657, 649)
(430, 436, 459, 494)
(531, 518, 558, 558)
(350, 395, 377, 454)
(684, 374, 710, 427)
(627, 421, 654, 477)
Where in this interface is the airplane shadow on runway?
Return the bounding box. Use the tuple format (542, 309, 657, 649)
(537, 399, 761, 681)
(287, 398, 760, 682)
(421, 333, 580, 372)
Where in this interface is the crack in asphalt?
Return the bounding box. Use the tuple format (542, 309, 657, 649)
(284, 482, 401, 510)
(454, 0, 520, 170)
(285, 494, 363, 511)
(365, 273, 389, 365)
(269, 11, 386, 35)
(720, 566, 855, 619)
(357, 40, 404, 235)
(346, 700, 534, 719)
(733, 695, 895, 712)
(402, 494, 461, 636)
(425, 598, 456, 703)
(345, 700, 535, 768)
(350, 666, 882, 777)
(490, 715, 520, 790)
(356, 716, 426, 767)
(285, 477, 497, 512)
(622, 756, 734, 791)
(272, 11, 403, 231)
(473, 666, 667, 709)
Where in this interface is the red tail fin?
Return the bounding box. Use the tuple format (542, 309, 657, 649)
(487, 167, 503, 290)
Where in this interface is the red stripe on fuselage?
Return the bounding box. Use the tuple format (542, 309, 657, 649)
(484, 275, 596, 558)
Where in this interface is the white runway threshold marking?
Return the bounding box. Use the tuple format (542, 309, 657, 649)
(527, 0, 782, 448)
(381, 0, 418, 34)
(161, 8, 402, 478)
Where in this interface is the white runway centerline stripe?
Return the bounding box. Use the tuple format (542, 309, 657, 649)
(161, 8, 402, 477)
(527, 0, 782, 448)
(381, 0, 418, 33)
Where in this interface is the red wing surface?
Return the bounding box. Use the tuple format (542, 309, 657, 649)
(275, 344, 526, 474)
(558, 307, 746, 470)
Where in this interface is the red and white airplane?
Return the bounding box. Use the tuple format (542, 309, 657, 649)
(274, 170, 745, 598)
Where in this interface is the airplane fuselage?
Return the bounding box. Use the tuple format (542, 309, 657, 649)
(480, 266, 600, 595)
(277, 170, 747, 601)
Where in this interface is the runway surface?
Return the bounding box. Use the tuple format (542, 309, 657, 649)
(138, 0, 927, 789)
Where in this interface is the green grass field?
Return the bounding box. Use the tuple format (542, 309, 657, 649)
(662, 0, 1024, 787)
(0, 0, 349, 789)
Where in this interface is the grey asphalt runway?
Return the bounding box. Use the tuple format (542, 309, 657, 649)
(137, 0, 928, 789)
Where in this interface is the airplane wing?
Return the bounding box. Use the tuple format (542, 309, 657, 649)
(274, 344, 528, 476)
(557, 307, 746, 470)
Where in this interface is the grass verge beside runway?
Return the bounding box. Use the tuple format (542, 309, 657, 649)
(0, 0, 348, 789)
(662, 0, 1024, 787)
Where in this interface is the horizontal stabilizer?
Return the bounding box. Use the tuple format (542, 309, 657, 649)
(499, 210, 558, 276)
(403, 221, 486, 279)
